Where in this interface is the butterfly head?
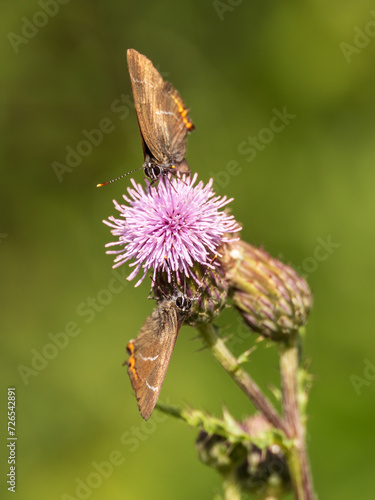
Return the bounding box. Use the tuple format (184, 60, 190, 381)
(144, 162, 162, 181)
(173, 291, 192, 313)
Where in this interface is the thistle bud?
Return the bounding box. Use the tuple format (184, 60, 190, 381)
(196, 413, 291, 498)
(196, 431, 247, 475)
(237, 414, 291, 497)
(219, 239, 312, 342)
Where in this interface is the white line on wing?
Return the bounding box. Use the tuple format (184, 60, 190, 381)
(139, 354, 159, 362)
(146, 381, 158, 392)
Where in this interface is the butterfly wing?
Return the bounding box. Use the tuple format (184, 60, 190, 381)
(126, 300, 185, 420)
(163, 82, 195, 165)
(127, 49, 194, 167)
(174, 159, 191, 175)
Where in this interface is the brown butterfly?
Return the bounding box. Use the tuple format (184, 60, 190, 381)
(127, 48, 195, 181)
(125, 256, 218, 420)
(126, 290, 192, 420)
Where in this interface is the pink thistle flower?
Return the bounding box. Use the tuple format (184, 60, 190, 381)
(103, 174, 241, 286)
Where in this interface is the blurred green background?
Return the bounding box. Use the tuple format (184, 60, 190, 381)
(1, 1, 375, 498)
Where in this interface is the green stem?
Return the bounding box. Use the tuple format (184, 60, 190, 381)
(279, 336, 315, 500)
(197, 323, 288, 437)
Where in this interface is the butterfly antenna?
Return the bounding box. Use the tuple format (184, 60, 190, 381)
(194, 255, 218, 300)
(148, 275, 168, 300)
(157, 255, 218, 301)
(163, 256, 180, 290)
(96, 166, 145, 187)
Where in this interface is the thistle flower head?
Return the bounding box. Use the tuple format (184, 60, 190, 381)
(103, 174, 241, 286)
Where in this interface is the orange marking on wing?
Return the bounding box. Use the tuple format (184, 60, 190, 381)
(126, 341, 139, 380)
(171, 94, 194, 131)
